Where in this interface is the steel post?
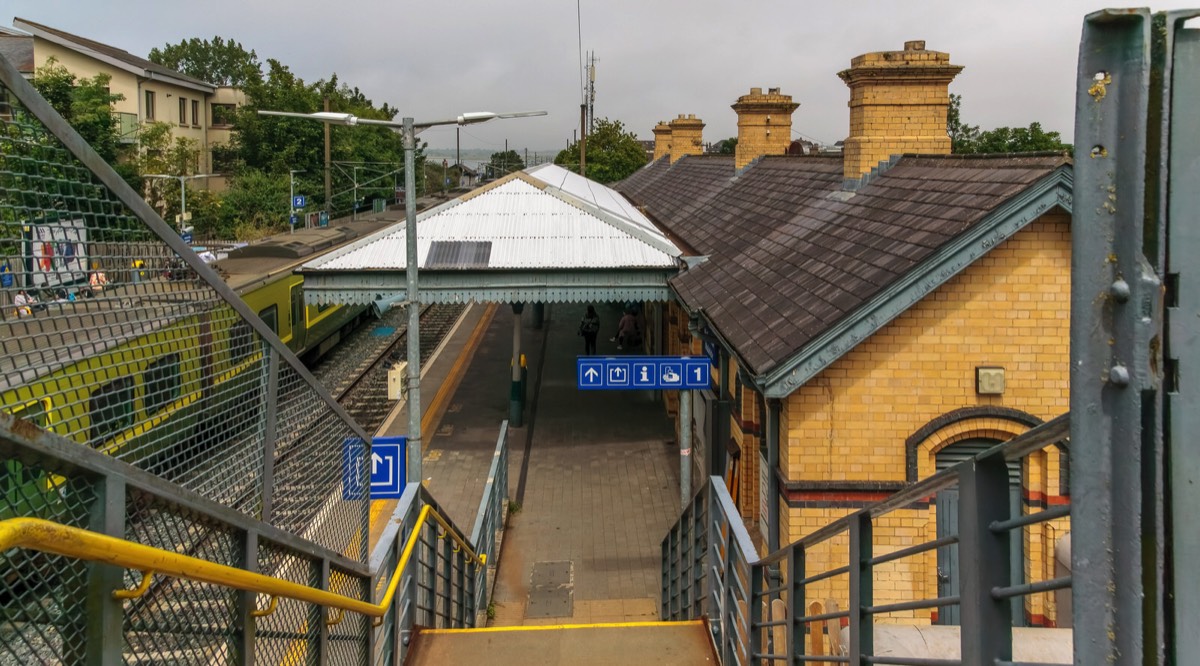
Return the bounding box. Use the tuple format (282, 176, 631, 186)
(848, 511, 872, 666)
(680, 388, 692, 508)
(84, 474, 125, 666)
(261, 347, 279, 522)
(403, 118, 423, 483)
(958, 457, 1013, 663)
(237, 530, 259, 665)
(509, 303, 524, 426)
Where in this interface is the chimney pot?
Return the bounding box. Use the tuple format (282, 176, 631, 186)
(768, 87, 780, 94)
(904, 40, 925, 51)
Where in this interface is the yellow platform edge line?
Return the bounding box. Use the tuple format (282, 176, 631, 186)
(421, 619, 705, 635)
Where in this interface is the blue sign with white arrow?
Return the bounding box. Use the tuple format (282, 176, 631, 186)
(342, 436, 407, 499)
(577, 356, 711, 390)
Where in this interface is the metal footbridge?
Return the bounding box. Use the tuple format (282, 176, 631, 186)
(2, 8, 1197, 665)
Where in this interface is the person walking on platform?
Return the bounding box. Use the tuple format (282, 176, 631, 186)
(613, 308, 640, 351)
(578, 305, 600, 355)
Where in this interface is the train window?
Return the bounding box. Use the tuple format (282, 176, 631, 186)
(9, 401, 49, 429)
(230, 319, 253, 364)
(89, 377, 134, 444)
(144, 354, 180, 415)
(259, 305, 278, 335)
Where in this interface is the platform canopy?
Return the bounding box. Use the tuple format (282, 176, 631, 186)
(298, 164, 683, 306)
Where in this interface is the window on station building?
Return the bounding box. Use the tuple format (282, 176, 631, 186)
(191, 100, 200, 127)
(179, 97, 187, 125)
(145, 90, 156, 120)
(211, 103, 235, 127)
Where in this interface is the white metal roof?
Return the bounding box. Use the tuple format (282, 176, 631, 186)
(298, 169, 682, 305)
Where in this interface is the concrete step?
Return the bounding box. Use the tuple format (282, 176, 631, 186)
(405, 620, 716, 666)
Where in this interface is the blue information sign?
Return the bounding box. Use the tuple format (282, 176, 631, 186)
(289, 214, 299, 227)
(342, 436, 407, 499)
(577, 356, 710, 391)
(293, 195, 307, 208)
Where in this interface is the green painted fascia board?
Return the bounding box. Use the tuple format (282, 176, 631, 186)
(758, 166, 1074, 399)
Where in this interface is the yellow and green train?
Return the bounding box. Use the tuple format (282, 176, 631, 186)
(0, 218, 394, 517)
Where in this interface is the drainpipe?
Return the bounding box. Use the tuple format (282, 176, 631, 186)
(766, 397, 781, 588)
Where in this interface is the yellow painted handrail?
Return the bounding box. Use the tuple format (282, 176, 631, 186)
(113, 569, 153, 600)
(0, 508, 485, 621)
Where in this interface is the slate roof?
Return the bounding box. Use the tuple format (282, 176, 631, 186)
(617, 155, 736, 254)
(616, 153, 1071, 378)
(0, 31, 33, 73)
(13, 18, 215, 92)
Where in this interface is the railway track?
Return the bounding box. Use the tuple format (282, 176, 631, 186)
(119, 302, 469, 645)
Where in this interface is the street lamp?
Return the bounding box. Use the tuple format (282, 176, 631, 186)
(143, 173, 218, 235)
(258, 108, 546, 484)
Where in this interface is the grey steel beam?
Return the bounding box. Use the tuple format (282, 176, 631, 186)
(1161, 9, 1200, 663)
(958, 457, 1013, 664)
(1071, 9, 1163, 665)
(84, 474, 125, 666)
(261, 347, 279, 523)
(848, 512, 872, 666)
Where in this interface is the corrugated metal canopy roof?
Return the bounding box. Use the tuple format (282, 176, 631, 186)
(298, 169, 682, 306)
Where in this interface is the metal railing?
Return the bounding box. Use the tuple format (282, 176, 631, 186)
(370, 422, 510, 665)
(662, 416, 1069, 666)
(0, 47, 513, 663)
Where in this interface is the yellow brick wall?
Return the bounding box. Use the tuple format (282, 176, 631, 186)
(780, 210, 1071, 625)
(653, 122, 672, 161)
(838, 42, 962, 180)
(668, 115, 705, 163)
(732, 88, 799, 171)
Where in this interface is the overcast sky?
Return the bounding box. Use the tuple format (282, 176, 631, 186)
(8, 2, 1199, 154)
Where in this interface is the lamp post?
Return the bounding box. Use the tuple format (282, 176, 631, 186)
(258, 109, 546, 484)
(143, 173, 217, 235)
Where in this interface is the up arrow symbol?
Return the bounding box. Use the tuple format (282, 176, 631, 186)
(371, 452, 384, 474)
(584, 367, 599, 382)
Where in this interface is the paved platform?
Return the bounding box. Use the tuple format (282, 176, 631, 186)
(405, 621, 716, 665)
(369, 302, 680, 625)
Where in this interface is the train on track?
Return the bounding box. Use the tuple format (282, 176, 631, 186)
(0, 216, 397, 516)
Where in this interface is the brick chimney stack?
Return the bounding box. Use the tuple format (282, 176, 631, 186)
(652, 121, 672, 161)
(838, 40, 962, 181)
(668, 114, 705, 163)
(732, 87, 799, 170)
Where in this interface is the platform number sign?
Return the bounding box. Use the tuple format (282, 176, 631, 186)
(577, 356, 710, 390)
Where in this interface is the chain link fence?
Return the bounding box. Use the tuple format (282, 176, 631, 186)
(0, 44, 373, 664)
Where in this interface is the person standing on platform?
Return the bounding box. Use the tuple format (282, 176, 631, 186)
(578, 305, 600, 355)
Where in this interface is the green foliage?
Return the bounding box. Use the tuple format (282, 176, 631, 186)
(32, 57, 126, 162)
(215, 169, 291, 240)
(948, 94, 1071, 154)
(487, 150, 525, 178)
(148, 37, 262, 87)
(554, 118, 647, 183)
(714, 137, 738, 155)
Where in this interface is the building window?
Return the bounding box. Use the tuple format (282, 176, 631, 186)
(191, 100, 200, 127)
(179, 97, 187, 125)
(211, 103, 236, 127)
(145, 90, 155, 120)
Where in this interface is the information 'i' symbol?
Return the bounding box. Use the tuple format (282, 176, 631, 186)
(639, 366, 650, 383)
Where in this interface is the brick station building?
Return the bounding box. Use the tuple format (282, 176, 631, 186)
(618, 41, 1072, 627)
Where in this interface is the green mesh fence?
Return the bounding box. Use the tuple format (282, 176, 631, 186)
(0, 43, 371, 664)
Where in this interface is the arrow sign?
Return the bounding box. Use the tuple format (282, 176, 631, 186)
(343, 436, 407, 499)
(577, 356, 712, 390)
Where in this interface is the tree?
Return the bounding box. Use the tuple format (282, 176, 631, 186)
(948, 93, 1070, 154)
(554, 118, 647, 183)
(487, 150, 525, 178)
(714, 137, 738, 155)
(148, 37, 262, 87)
(32, 57, 126, 163)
